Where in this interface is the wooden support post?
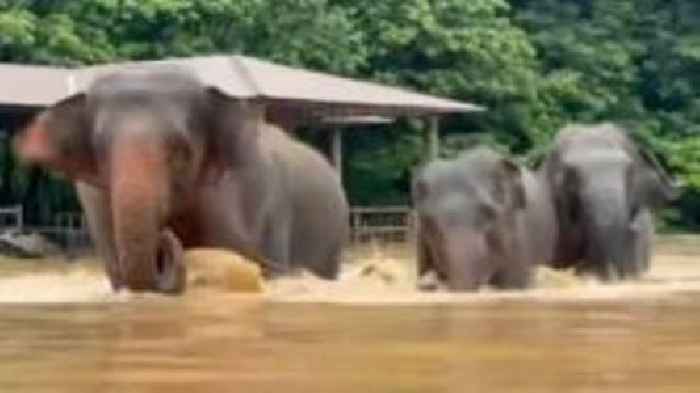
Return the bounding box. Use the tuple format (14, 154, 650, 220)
(16, 205, 23, 231)
(416, 116, 440, 253)
(266, 105, 301, 134)
(351, 209, 358, 244)
(424, 116, 440, 162)
(331, 127, 343, 177)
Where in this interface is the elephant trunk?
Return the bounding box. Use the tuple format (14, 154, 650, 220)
(442, 230, 488, 291)
(110, 137, 170, 291)
(583, 184, 630, 280)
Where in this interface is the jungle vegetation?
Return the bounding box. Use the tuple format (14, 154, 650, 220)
(1, 0, 699, 230)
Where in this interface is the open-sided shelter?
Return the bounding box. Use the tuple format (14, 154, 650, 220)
(0, 55, 483, 175)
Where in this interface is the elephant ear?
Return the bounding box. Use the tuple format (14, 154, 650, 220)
(634, 147, 682, 208)
(411, 164, 429, 195)
(14, 93, 96, 180)
(205, 87, 263, 175)
(498, 158, 527, 210)
(541, 148, 563, 192)
(411, 172, 430, 208)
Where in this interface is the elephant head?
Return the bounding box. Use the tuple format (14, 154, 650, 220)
(542, 123, 680, 279)
(413, 148, 527, 291)
(15, 66, 263, 292)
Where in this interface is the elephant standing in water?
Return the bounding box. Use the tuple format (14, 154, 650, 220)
(15, 66, 349, 294)
(412, 147, 556, 291)
(541, 123, 679, 280)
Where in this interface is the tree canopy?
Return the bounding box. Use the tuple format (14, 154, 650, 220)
(1, 0, 699, 230)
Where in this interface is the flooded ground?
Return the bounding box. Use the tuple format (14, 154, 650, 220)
(0, 235, 699, 392)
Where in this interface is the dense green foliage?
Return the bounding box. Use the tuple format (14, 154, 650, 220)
(1, 0, 699, 230)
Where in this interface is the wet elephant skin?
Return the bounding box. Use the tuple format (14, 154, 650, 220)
(15, 66, 349, 294)
(412, 147, 556, 291)
(540, 123, 680, 281)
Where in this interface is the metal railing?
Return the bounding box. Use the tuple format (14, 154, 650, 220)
(0, 204, 419, 257)
(0, 206, 92, 257)
(349, 206, 416, 244)
(0, 205, 23, 232)
(49, 211, 92, 255)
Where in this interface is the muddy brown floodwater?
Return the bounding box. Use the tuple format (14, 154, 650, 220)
(0, 235, 699, 392)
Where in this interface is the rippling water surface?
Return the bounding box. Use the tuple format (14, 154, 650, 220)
(0, 236, 699, 392)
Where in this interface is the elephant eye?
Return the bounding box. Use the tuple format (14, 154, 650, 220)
(489, 180, 505, 205)
(562, 166, 580, 193)
(168, 136, 193, 163)
(629, 204, 640, 222)
(476, 203, 497, 227)
(420, 215, 439, 235)
(413, 179, 430, 203)
(566, 194, 581, 223)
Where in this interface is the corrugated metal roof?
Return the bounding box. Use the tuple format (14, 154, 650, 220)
(0, 64, 72, 106)
(321, 115, 395, 125)
(0, 55, 484, 115)
(232, 55, 482, 113)
(74, 56, 260, 98)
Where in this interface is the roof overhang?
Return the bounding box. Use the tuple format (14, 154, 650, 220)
(0, 55, 485, 123)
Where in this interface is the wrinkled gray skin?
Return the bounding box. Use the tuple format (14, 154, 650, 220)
(541, 123, 679, 280)
(15, 66, 349, 294)
(412, 147, 556, 291)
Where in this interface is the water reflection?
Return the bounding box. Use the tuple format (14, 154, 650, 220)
(0, 295, 699, 392)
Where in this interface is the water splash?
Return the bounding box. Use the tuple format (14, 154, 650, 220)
(0, 245, 697, 304)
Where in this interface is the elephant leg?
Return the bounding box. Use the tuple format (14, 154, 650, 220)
(634, 210, 654, 275)
(154, 229, 186, 294)
(417, 234, 434, 278)
(596, 263, 618, 281)
(416, 234, 440, 291)
(318, 245, 342, 279)
(260, 215, 292, 279)
(76, 181, 121, 290)
(574, 259, 616, 281)
(492, 263, 532, 290)
(633, 232, 652, 276)
(622, 210, 653, 279)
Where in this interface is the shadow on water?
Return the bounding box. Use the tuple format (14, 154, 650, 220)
(0, 237, 699, 392)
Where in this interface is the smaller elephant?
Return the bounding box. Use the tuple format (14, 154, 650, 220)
(541, 123, 680, 280)
(412, 147, 556, 291)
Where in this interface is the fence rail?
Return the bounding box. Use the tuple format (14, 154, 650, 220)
(0, 204, 418, 257)
(26, 225, 92, 254)
(349, 205, 416, 244)
(0, 205, 23, 232)
(0, 206, 91, 257)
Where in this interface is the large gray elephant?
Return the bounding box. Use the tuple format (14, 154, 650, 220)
(14, 66, 349, 294)
(412, 147, 556, 291)
(541, 123, 679, 280)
